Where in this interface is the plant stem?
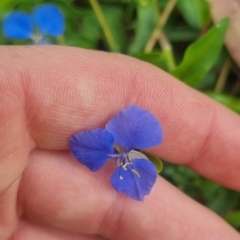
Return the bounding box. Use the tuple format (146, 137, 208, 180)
(215, 57, 231, 93)
(159, 0, 178, 27)
(144, 0, 178, 53)
(89, 0, 117, 52)
(159, 33, 176, 71)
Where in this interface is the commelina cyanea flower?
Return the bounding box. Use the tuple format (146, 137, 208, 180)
(2, 4, 65, 44)
(69, 105, 163, 201)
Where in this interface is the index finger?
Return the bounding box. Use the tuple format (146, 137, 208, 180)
(1, 46, 240, 192)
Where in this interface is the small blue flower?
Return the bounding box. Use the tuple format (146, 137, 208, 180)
(2, 4, 65, 43)
(69, 105, 163, 201)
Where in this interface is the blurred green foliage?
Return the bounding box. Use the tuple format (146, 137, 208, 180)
(172, 18, 229, 86)
(1, 0, 240, 230)
(177, 0, 211, 29)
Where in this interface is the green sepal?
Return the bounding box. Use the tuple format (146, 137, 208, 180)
(142, 151, 163, 173)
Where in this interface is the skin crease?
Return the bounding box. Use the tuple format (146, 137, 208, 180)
(0, 46, 240, 240)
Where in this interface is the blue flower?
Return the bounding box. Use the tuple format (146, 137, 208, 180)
(69, 105, 163, 201)
(2, 4, 65, 43)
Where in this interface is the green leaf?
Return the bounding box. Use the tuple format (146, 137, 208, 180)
(172, 18, 229, 87)
(132, 52, 168, 71)
(129, 0, 157, 54)
(177, 0, 211, 29)
(142, 152, 163, 173)
(206, 92, 240, 114)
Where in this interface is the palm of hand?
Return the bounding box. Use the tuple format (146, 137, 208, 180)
(1, 47, 240, 240)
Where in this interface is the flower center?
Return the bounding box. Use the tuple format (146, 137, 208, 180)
(120, 161, 140, 178)
(114, 145, 149, 178)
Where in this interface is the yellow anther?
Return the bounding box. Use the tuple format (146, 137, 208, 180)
(121, 162, 140, 177)
(131, 169, 140, 177)
(122, 162, 131, 170)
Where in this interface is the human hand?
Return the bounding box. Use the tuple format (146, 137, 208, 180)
(1, 46, 240, 240)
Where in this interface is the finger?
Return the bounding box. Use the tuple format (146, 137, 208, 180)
(208, 0, 240, 66)
(11, 220, 106, 240)
(0, 82, 32, 193)
(1, 46, 240, 191)
(0, 180, 19, 240)
(19, 149, 240, 240)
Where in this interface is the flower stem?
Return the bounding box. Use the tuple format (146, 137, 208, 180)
(144, 0, 178, 53)
(89, 0, 117, 52)
(214, 57, 231, 93)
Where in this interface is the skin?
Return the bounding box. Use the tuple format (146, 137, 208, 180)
(1, 46, 240, 240)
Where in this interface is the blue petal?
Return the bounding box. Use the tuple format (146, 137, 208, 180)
(110, 159, 157, 201)
(33, 4, 65, 36)
(2, 12, 33, 39)
(69, 129, 114, 171)
(106, 105, 163, 152)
